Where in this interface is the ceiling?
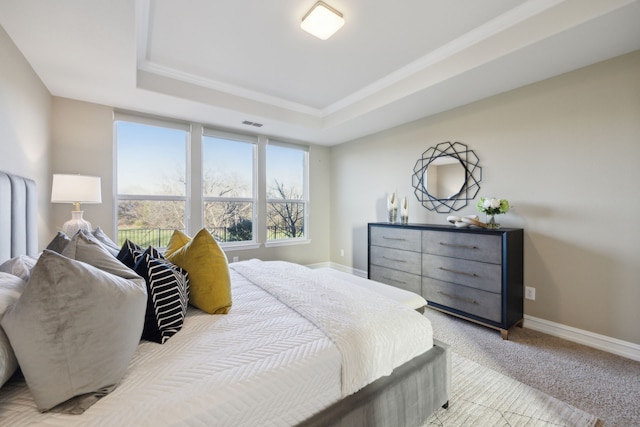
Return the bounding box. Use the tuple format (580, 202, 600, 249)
(1, 0, 639, 146)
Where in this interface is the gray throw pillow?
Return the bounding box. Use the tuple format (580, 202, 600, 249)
(0, 250, 147, 411)
(0, 272, 26, 388)
(92, 227, 120, 257)
(45, 231, 71, 253)
(62, 230, 131, 277)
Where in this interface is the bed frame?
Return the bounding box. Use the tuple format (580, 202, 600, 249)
(0, 171, 38, 261)
(0, 170, 451, 427)
(298, 339, 450, 427)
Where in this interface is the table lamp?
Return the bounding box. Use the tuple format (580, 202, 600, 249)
(51, 174, 102, 236)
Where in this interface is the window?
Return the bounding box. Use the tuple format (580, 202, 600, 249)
(202, 130, 257, 245)
(115, 118, 189, 247)
(114, 114, 310, 249)
(266, 142, 308, 242)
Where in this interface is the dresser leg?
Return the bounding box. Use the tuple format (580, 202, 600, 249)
(500, 329, 509, 340)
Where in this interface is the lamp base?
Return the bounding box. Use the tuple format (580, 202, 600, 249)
(62, 210, 92, 236)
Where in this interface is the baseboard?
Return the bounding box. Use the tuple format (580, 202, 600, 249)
(524, 315, 640, 362)
(305, 262, 332, 269)
(327, 262, 368, 278)
(306, 262, 368, 277)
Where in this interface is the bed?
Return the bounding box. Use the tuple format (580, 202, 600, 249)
(0, 170, 450, 426)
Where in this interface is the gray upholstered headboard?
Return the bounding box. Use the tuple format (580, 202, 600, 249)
(0, 171, 38, 261)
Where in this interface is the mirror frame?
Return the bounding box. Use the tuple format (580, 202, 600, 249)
(411, 141, 482, 213)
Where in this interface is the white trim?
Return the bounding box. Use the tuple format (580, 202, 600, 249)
(221, 242, 261, 252)
(113, 111, 191, 132)
(306, 262, 368, 278)
(136, 0, 563, 118)
(524, 315, 640, 362)
(139, 61, 322, 117)
(264, 238, 311, 248)
(305, 262, 331, 269)
(325, 0, 564, 114)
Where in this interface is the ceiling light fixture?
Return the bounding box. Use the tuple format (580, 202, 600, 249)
(301, 1, 344, 40)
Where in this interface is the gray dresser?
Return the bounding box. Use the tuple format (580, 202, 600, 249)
(368, 223, 523, 339)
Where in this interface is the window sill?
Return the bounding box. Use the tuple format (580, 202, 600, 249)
(221, 242, 261, 251)
(264, 239, 311, 248)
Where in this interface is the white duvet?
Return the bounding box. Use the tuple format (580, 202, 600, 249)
(231, 260, 433, 396)
(0, 261, 433, 427)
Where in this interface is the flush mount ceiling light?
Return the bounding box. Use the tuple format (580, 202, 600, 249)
(301, 1, 344, 40)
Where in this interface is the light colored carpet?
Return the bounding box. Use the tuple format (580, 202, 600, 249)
(423, 352, 599, 426)
(423, 308, 640, 426)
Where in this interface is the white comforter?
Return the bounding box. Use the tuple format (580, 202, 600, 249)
(231, 260, 433, 396)
(0, 261, 433, 427)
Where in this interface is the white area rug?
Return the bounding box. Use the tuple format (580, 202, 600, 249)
(424, 353, 600, 427)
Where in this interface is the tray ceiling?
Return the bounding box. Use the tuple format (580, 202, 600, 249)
(1, 0, 639, 145)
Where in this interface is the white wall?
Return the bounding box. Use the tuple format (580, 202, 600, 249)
(0, 25, 52, 249)
(330, 51, 640, 345)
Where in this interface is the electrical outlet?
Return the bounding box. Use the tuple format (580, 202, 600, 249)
(232, 256, 239, 263)
(525, 286, 536, 300)
(340, 249, 345, 257)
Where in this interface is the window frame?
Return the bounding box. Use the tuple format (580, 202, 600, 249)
(113, 113, 311, 251)
(113, 113, 191, 247)
(264, 140, 310, 247)
(202, 128, 259, 249)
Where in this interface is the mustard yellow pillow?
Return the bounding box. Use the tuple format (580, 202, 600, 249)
(164, 229, 192, 258)
(166, 229, 232, 314)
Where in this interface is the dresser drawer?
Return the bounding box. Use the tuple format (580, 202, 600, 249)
(369, 265, 421, 294)
(370, 227, 421, 252)
(370, 246, 421, 275)
(369, 223, 523, 338)
(422, 230, 501, 264)
(422, 278, 502, 323)
(422, 254, 502, 294)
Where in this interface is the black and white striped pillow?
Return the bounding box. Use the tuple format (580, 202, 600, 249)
(134, 248, 189, 344)
(116, 239, 143, 268)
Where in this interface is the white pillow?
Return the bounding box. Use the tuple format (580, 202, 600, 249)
(0, 254, 38, 281)
(0, 251, 147, 411)
(0, 272, 26, 388)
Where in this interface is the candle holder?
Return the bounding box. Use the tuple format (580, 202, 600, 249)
(388, 207, 398, 223)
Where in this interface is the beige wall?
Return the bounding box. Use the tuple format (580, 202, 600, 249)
(330, 51, 640, 345)
(50, 98, 332, 265)
(50, 98, 115, 241)
(0, 25, 52, 249)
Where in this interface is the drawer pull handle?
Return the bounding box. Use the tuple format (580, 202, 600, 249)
(438, 267, 478, 277)
(439, 242, 479, 250)
(437, 291, 478, 305)
(383, 255, 406, 263)
(382, 276, 407, 285)
(382, 236, 407, 241)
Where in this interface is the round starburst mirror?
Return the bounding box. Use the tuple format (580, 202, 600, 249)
(412, 141, 482, 213)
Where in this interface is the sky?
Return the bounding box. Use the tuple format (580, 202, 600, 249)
(117, 121, 305, 198)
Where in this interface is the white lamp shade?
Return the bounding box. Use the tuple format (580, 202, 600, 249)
(51, 174, 102, 204)
(301, 1, 344, 40)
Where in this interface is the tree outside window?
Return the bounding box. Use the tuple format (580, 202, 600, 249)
(202, 133, 256, 244)
(115, 119, 188, 247)
(266, 143, 308, 241)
